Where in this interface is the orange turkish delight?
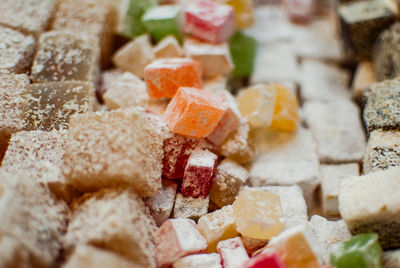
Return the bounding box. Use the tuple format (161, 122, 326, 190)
(145, 58, 202, 99)
(269, 84, 299, 132)
(164, 87, 225, 138)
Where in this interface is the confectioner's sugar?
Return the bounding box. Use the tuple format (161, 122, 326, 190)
(187, 148, 217, 167)
(173, 218, 207, 252)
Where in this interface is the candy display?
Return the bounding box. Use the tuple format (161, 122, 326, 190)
(1, 0, 400, 267)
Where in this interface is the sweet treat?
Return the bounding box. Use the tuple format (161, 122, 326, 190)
(382, 250, 400, 268)
(173, 253, 222, 268)
(173, 193, 209, 220)
(156, 218, 207, 267)
(154, 36, 184, 58)
(217, 237, 250, 268)
(352, 61, 377, 99)
(243, 249, 287, 268)
(269, 83, 299, 132)
(62, 108, 163, 197)
(229, 32, 257, 78)
(283, 0, 316, 24)
(112, 35, 154, 79)
(212, 0, 254, 29)
(142, 5, 183, 42)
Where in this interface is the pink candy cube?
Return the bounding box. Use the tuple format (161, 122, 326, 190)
(243, 249, 287, 268)
(283, 0, 316, 24)
(217, 237, 249, 268)
(185, 0, 236, 43)
(163, 132, 200, 179)
(181, 147, 218, 198)
(156, 218, 208, 267)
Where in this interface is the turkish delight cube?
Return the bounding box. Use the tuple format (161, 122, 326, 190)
(283, 0, 316, 24)
(217, 237, 249, 268)
(243, 249, 287, 268)
(212, 0, 254, 29)
(269, 83, 299, 132)
(173, 253, 222, 268)
(156, 218, 207, 267)
(62, 107, 163, 197)
(382, 250, 400, 268)
(23, 81, 95, 131)
(31, 31, 99, 83)
(154, 36, 184, 58)
(229, 32, 257, 78)
(173, 193, 209, 221)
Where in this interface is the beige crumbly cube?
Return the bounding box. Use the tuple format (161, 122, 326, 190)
(0, 74, 29, 145)
(173, 193, 209, 221)
(300, 59, 351, 102)
(309, 215, 351, 264)
(0, 25, 35, 74)
(352, 61, 377, 99)
(303, 100, 366, 163)
(209, 159, 249, 208)
(382, 250, 400, 268)
(0, 170, 69, 268)
(339, 167, 400, 249)
(173, 253, 222, 268)
(363, 130, 400, 174)
(113, 35, 154, 78)
(0, 0, 58, 35)
(23, 81, 95, 131)
(184, 37, 233, 78)
(320, 164, 359, 217)
(198, 205, 239, 252)
(102, 69, 149, 110)
(249, 127, 319, 206)
(63, 245, 140, 268)
(63, 107, 163, 197)
(145, 179, 178, 226)
(31, 31, 99, 83)
(52, 0, 117, 67)
(0, 235, 30, 268)
(64, 188, 157, 267)
(2, 130, 77, 203)
(154, 36, 184, 58)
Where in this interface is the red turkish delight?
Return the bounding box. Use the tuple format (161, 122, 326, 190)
(243, 249, 287, 268)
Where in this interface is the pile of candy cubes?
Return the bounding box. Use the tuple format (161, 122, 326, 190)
(0, 0, 400, 267)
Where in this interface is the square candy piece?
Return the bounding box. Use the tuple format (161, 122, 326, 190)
(23, 81, 95, 131)
(0, 26, 35, 75)
(213, 0, 254, 29)
(173, 253, 221, 268)
(31, 31, 99, 83)
(156, 218, 207, 267)
(145, 58, 202, 99)
(182, 148, 218, 198)
(229, 32, 257, 78)
(164, 87, 225, 138)
(154, 36, 184, 58)
(269, 83, 299, 132)
(185, 0, 236, 43)
(173, 193, 209, 221)
(63, 107, 163, 197)
(184, 38, 234, 78)
(217, 237, 249, 268)
(113, 35, 154, 79)
(243, 249, 287, 268)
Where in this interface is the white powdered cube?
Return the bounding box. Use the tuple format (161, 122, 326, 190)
(320, 163, 359, 217)
(383, 250, 400, 268)
(249, 127, 319, 206)
(113, 35, 154, 78)
(154, 35, 184, 58)
(309, 215, 351, 264)
(184, 37, 233, 78)
(173, 253, 221, 268)
(303, 100, 366, 163)
(173, 193, 209, 221)
(339, 167, 400, 249)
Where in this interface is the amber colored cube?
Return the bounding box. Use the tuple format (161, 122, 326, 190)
(269, 84, 299, 132)
(145, 58, 203, 99)
(164, 87, 225, 138)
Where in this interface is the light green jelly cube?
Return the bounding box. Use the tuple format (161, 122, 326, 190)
(229, 32, 257, 78)
(120, 0, 158, 38)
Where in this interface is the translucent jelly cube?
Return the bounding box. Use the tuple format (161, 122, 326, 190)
(269, 84, 299, 132)
(243, 249, 287, 268)
(23, 81, 95, 131)
(198, 205, 239, 252)
(156, 218, 207, 267)
(283, 0, 316, 24)
(164, 87, 225, 138)
(31, 31, 99, 83)
(184, 38, 234, 78)
(236, 84, 276, 129)
(181, 148, 218, 198)
(173, 253, 222, 268)
(102, 70, 149, 110)
(213, 0, 254, 29)
(51, 0, 117, 67)
(145, 179, 178, 226)
(112, 35, 154, 79)
(232, 188, 285, 240)
(154, 36, 184, 58)
(229, 32, 257, 78)
(217, 237, 249, 268)
(142, 5, 183, 42)
(173, 193, 209, 221)
(267, 225, 323, 268)
(0, 26, 35, 75)
(330, 233, 383, 268)
(145, 58, 202, 99)
(209, 159, 249, 207)
(185, 0, 236, 43)
(162, 132, 200, 179)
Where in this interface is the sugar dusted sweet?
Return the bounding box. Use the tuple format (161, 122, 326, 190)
(173, 253, 222, 268)
(63, 107, 163, 197)
(243, 249, 287, 268)
(145, 58, 202, 99)
(113, 35, 154, 79)
(269, 83, 299, 132)
(213, 0, 254, 29)
(23, 81, 95, 131)
(31, 31, 99, 83)
(217, 237, 249, 268)
(229, 32, 257, 78)
(283, 0, 316, 24)
(154, 36, 184, 58)
(156, 218, 207, 267)
(173, 193, 209, 221)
